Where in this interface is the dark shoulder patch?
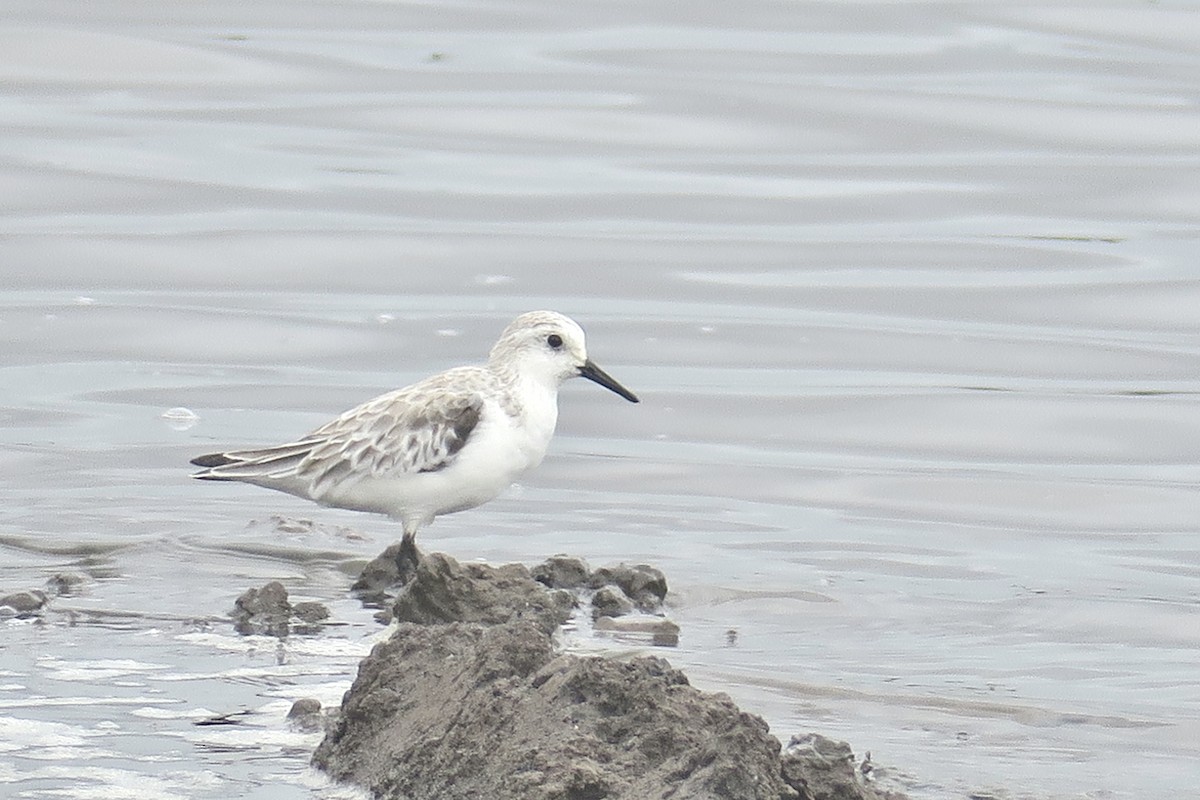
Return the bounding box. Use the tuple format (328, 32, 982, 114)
(419, 402, 481, 473)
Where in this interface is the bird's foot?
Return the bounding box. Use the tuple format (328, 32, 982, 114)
(350, 535, 423, 598)
(395, 534, 422, 585)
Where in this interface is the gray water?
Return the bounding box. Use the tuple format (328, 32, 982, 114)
(3, 2, 1200, 798)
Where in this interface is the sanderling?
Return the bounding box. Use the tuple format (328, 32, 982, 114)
(191, 311, 639, 551)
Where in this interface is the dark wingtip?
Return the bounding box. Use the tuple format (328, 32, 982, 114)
(191, 452, 234, 468)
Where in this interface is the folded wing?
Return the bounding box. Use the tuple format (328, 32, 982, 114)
(190, 383, 484, 499)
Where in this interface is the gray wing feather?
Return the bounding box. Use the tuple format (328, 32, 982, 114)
(191, 439, 322, 477)
(191, 373, 486, 498)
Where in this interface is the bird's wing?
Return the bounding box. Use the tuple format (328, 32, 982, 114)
(191, 369, 486, 498)
(297, 382, 483, 495)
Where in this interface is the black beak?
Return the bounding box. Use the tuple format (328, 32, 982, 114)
(578, 359, 639, 403)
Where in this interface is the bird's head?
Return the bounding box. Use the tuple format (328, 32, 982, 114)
(489, 311, 639, 403)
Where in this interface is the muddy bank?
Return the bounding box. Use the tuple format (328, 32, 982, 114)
(312, 550, 903, 800)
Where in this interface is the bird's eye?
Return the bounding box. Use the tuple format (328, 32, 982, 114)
(546, 334, 563, 349)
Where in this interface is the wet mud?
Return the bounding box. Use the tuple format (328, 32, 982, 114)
(304, 548, 902, 800)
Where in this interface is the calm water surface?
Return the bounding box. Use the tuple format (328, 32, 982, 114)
(3, 2, 1200, 798)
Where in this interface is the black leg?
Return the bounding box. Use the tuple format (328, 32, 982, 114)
(396, 531, 422, 584)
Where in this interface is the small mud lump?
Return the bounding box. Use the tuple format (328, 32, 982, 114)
(591, 584, 635, 619)
(781, 733, 900, 800)
(232, 581, 330, 637)
(588, 563, 667, 612)
(531, 554, 591, 589)
(233, 581, 292, 636)
(288, 697, 324, 732)
(0, 590, 48, 617)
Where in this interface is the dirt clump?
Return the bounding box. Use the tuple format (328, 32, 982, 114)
(0, 590, 48, 617)
(232, 581, 329, 637)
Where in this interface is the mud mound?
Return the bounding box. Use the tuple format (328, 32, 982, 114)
(313, 620, 794, 800)
(313, 549, 903, 800)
